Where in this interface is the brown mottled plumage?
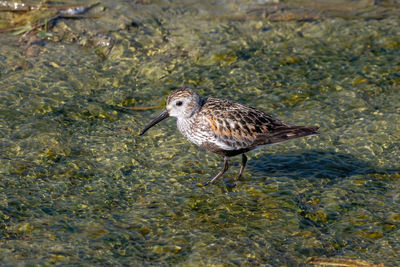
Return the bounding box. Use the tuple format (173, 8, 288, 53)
(140, 88, 319, 185)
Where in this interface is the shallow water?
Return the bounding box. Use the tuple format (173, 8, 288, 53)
(1, 0, 400, 265)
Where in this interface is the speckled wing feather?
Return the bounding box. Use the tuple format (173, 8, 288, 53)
(197, 98, 318, 152)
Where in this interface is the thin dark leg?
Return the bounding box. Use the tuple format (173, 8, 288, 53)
(237, 154, 247, 180)
(203, 156, 229, 186)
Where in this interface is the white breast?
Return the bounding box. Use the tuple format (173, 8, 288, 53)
(176, 118, 235, 150)
(177, 118, 204, 146)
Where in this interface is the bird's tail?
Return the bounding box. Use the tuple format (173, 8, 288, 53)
(266, 125, 319, 144)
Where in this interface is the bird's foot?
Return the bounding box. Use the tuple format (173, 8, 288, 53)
(201, 181, 211, 187)
(225, 180, 237, 188)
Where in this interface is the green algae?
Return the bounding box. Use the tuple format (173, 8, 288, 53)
(1, 0, 400, 266)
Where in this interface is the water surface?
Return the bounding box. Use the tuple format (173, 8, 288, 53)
(0, 0, 399, 265)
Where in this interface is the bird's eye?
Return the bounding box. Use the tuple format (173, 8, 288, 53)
(176, 101, 183, 106)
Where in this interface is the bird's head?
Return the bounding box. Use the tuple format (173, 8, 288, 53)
(139, 88, 201, 136)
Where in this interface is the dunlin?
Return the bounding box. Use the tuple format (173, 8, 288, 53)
(140, 88, 319, 185)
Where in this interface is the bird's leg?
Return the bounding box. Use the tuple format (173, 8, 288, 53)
(203, 156, 229, 186)
(237, 154, 247, 180)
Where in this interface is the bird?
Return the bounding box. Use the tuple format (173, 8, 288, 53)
(139, 88, 319, 186)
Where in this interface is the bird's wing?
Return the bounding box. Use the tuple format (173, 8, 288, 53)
(199, 98, 293, 150)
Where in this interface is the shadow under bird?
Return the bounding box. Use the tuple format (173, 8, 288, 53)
(140, 88, 319, 186)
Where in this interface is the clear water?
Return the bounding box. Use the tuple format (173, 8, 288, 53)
(1, 0, 399, 265)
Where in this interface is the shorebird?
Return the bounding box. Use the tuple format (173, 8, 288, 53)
(140, 88, 319, 186)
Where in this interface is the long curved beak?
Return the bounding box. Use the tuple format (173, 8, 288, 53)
(139, 109, 169, 136)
